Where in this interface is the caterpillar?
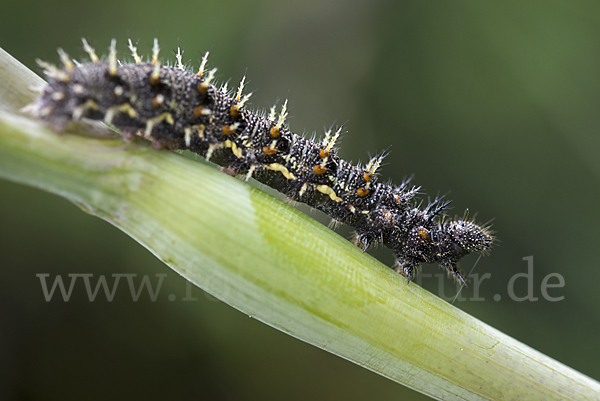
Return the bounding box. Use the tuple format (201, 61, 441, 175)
(25, 38, 494, 284)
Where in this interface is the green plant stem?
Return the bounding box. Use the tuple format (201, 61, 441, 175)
(1, 47, 599, 400)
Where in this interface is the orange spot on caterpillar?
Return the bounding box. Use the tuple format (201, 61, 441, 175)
(197, 82, 207, 94)
(270, 126, 280, 138)
(263, 145, 277, 155)
(313, 164, 327, 174)
(363, 172, 373, 182)
(357, 187, 370, 197)
(149, 74, 160, 86)
(319, 149, 329, 158)
(193, 106, 206, 117)
(152, 94, 164, 107)
(222, 125, 236, 135)
(418, 228, 430, 240)
(230, 105, 239, 117)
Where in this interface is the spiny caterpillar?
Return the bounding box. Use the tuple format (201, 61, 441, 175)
(25, 38, 494, 284)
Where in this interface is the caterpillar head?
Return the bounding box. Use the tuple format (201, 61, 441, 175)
(446, 219, 494, 254)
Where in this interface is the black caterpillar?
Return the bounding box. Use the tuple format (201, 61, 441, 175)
(25, 38, 494, 284)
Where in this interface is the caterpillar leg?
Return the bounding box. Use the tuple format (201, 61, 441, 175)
(394, 258, 418, 284)
(353, 231, 375, 253)
(440, 261, 468, 287)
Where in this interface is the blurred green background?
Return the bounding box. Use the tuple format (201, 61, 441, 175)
(1, 1, 600, 399)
